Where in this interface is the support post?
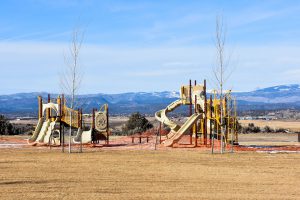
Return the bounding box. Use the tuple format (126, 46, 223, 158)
(92, 108, 95, 129)
(225, 96, 228, 143)
(230, 96, 234, 153)
(92, 108, 95, 144)
(62, 94, 65, 106)
(77, 108, 80, 128)
(57, 96, 62, 146)
(106, 104, 109, 145)
(210, 95, 213, 145)
(79, 108, 82, 153)
(38, 96, 42, 119)
(159, 122, 162, 144)
(212, 92, 216, 154)
(204, 79, 207, 145)
(62, 125, 65, 153)
(194, 94, 197, 147)
(234, 98, 238, 143)
(47, 94, 51, 120)
(189, 79, 192, 145)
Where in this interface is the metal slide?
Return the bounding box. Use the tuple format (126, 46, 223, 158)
(163, 113, 202, 147)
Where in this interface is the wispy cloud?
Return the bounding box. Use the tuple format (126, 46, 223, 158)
(106, 2, 149, 13)
(230, 3, 300, 28)
(0, 30, 72, 42)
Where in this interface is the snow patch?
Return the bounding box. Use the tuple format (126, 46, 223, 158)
(279, 88, 290, 91)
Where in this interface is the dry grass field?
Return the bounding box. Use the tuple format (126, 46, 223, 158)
(2, 118, 299, 199)
(240, 120, 300, 132)
(238, 133, 299, 146)
(0, 148, 299, 200)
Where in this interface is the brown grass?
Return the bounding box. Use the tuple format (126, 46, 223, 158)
(240, 120, 300, 132)
(238, 133, 299, 146)
(0, 149, 299, 200)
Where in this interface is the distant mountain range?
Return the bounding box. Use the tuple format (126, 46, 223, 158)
(1, 84, 300, 117)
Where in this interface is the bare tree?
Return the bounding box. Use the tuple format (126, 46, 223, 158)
(212, 14, 230, 154)
(60, 28, 84, 153)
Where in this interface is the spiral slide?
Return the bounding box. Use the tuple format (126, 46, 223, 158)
(155, 99, 204, 147)
(155, 84, 206, 147)
(155, 99, 182, 134)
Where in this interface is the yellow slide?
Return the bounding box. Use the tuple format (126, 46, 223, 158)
(43, 118, 59, 144)
(155, 84, 206, 147)
(163, 113, 202, 147)
(28, 118, 60, 145)
(155, 99, 203, 147)
(28, 118, 43, 143)
(155, 99, 182, 133)
(28, 120, 50, 144)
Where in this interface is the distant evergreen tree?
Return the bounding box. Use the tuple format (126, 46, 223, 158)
(0, 115, 9, 135)
(0, 115, 17, 135)
(122, 112, 153, 135)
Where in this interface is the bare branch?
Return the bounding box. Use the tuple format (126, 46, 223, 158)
(60, 27, 85, 109)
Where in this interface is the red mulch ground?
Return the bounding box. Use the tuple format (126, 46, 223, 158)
(0, 134, 299, 152)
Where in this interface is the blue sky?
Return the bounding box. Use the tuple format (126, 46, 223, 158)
(0, 0, 300, 94)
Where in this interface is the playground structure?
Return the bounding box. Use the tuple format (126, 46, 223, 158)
(28, 94, 109, 146)
(155, 80, 238, 147)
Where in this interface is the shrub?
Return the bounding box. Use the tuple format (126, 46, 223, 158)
(0, 115, 14, 135)
(241, 123, 261, 133)
(122, 112, 153, 135)
(263, 125, 274, 133)
(275, 128, 286, 133)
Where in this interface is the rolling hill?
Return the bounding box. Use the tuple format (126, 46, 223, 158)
(1, 84, 300, 117)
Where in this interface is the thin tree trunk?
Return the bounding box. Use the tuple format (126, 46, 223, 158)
(69, 112, 72, 153)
